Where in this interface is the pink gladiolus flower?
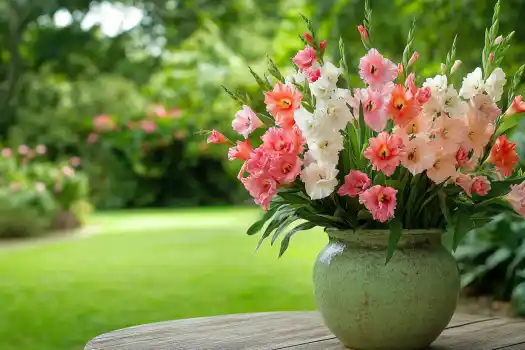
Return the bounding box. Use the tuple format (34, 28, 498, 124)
(269, 154, 302, 184)
(432, 115, 467, 155)
(18, 145, 29, 155)
(261, 127, 303, 155)
(455, 173, 474, 197)
(455, 146, 471, 168)
(364, 132, 405, 176)
(35, 144, 47, 155)
(207, 130, 228, 144)
(1, 148, 12, 158)
(246, 148, 271, 175)
(87, 133, 99, 144)
(387, 84, 420, 127)
(357, 25, 368, 41)
(355, 87, 388, 132)
(427, 152, 456, 184)
(408, 52, 419, 67)
(293, 46, 317, 71)
(337, 170, 371, 197)
(402, 137, 436, 175)
(506, 181, 525, 216)
(470, 94, 501, 123)
(359, 185, 398, 223)
(505, 96, 525, 117)
(232, 105, 263, 138)
(489, 135, 519, 177)
(264, 82, 303, 128)
(472, 176, 491, 196)
(242, 174, 278, 210)
(304, 67, 321, 82)
(228, 139, 253, 161)
(359, 49, 398, 88)
(415, 87, 432, 105)
(70, 157, 81, 168)
(464, 112, 494, 157)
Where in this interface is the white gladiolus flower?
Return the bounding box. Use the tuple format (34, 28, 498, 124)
(443, 85, 468, 116)
(485, 67, 506, 102)
(423, 75, 448, 97)
(294, 108, 332, 140)
(307, 129, 343, 164)
(320, 62, 341, 83)
(301, 162, 339, 200)
(460, 67, 484, 99)
(310, 76, 336, 100)
(317, 98, 355, 131)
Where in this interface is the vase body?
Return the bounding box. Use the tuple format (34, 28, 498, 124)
(313, 229, 460, 350)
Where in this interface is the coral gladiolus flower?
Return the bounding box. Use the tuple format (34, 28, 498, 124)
(262, 127, 302, 155)
(506, 181, 525, 216)
(359, 49, 398, 88)
(228, 139, 253, 161)
(269, 154, 302, 184)
(264, 82, 303, 128)
(242, 174, 277, 210)
(387, 84, 419, 127)
(489, 135, 519, 177)
(505, 96, 525, 117)
(232, 105, 262, 138)
(337, 170, 371, 197)
(293, 46, 317, 71)
(359, 185, 398, 223)
(207, 130, 228, 144)
(364, 132, 405, 176)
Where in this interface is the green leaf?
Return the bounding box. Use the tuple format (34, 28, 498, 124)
(453, 210, 475, 251)
(279, 222, 317, 257)
(373, 173, 386, 186)
(512, 282, 525, 317)
(271, 216, 298, 245)
(277, 192, 311, 205)
(386, 218, 403, 264)
(246, 208, 277, 236)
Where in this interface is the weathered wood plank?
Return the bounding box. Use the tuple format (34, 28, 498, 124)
(85, 312, 522, 350)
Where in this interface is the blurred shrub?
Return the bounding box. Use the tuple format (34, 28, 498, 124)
(0, 146, 91, 238)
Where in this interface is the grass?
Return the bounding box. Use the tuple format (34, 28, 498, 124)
(0, 206, 327, 350)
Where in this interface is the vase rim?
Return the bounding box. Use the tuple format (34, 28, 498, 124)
(326, 228, 444, 248)
(326, 228, 444, 236)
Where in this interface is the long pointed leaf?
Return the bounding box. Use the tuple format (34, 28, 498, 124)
(279, 222, 317, 257)
(386, 218, 403, 264)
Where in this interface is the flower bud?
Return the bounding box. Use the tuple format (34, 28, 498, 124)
(494, 35, 504, 45)
(489, 52, 495, 62)
(450, 60, 462, 74)
(441, 63, 446, 74)
(320, 40, 327, 51)
(303, 32, 313, 44)
(408, 52, 419, 67)
(505, 96, 525, 117)
(357, 25, 369, 41)
(397, 63, 404, 76)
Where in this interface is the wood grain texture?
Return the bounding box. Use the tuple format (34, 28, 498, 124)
(85, 312, 525, 350)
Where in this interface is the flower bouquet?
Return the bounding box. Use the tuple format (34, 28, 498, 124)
(207, 1, 525, 348)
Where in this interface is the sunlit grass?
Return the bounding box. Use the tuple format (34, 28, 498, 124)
(0, 206, 327, 350)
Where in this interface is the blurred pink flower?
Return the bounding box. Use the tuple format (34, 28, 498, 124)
(70, 157, 81, 167)
(93, 114, 115, 132)
(35, 144, 47, 155)
(62, 166, 75, 177)
(1, 148, 12, 158)
(155, 105, 182, 119)
(87, 133, 99, 144)
(9, 182, 20, 192)
(18, 145, 29, 155)
(140, 120, 157, 134)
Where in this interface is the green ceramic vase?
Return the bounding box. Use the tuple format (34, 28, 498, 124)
(313, 229, 460, 350)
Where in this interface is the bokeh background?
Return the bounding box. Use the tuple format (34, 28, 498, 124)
(0, 1, 525, 349)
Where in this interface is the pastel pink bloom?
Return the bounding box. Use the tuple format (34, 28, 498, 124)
(87, 133, 99, 144)
(207, 130, 228, 144)
(506, 96, 525, 116)
(426, 152, 457, 184)
(304, 67, 321, 82)
(357, 25, 369, 41)
(401, 137, 436, 175)
(93, 114, 115, 132)
(359, 49, 398, 88)
(154, 105, 181, 118)
(470, 94, 501, 123)
(398, 112, 432, 138)
(242, 174, 278, 210)
(415, 87, 432, 105)
(70, 157, 81, 168)
(337, 170, 371, 197)
(292, 125, 306, 154)
(264, 82, 303, 128)
(359, 185, 398, 223)
(1, 148, 12, 158)
(432, 115, 467, 155)
(232, 105, 263, 138)
(35, 144, 47, 155)
(472, 176, 491, 196)
(293, 46, 317, 71)
(506, 181, 525, 216)
(140, 120, 157, 134)
(269, 154, 302, 184)
(62, 166, 75, 177)
(463, 112, 495, 157)
(455, 173, 474, 197)
(18, 145, 29, 155)
(261, 127, 302, 155)
(364, 132, 405, 176)
(246, 147, 271, 175)
(355, 87, 388, 132)
(408, 52, 419, 67)
(228, 139, 253, 161)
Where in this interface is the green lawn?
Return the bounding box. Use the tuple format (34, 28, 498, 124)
(0, 207, 327, 350)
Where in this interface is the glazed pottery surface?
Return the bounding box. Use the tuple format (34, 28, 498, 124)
(313, 229, 460, 350)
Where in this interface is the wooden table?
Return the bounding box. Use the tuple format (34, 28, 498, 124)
(85, 311, 525, 350)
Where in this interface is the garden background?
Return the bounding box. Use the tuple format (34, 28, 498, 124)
(1, 0, 525, 349)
